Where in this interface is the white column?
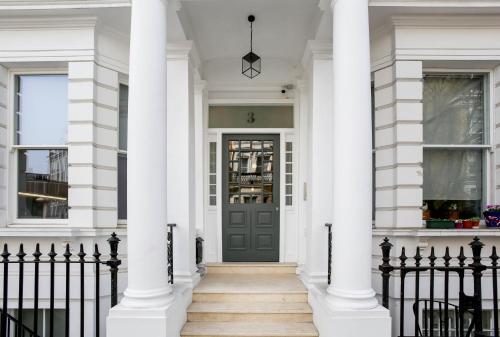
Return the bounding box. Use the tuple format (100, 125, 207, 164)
(166, 41, 199, 287)
(107, 0, 171, 335)
(328, 0, 377, 310)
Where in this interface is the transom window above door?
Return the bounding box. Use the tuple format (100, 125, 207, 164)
(227, 140, 274, 204)
(209, 106, 293, 128)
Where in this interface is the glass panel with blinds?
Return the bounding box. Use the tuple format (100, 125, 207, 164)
(423, 73, 488, 220)
(15, 75, 68, 219)
(209, 142, 217, 206)
(285, 142, 293, 206)
(118, 84, 128, 219)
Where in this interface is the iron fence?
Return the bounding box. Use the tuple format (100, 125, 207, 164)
(325, 223, 332, 285)
(379, 236, 499, 337)
(0, 233, 121, 337)
(167, 224, 176, 285)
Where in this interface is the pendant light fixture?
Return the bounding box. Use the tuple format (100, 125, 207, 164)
(242, 15, 261, 79)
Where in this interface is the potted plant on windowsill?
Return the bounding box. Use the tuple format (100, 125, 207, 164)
(426, 218, 456, 229)
(483, 205, 500, 228)
(461, 217, 481, 229)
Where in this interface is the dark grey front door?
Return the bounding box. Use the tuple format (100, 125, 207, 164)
(222, 134, 280, 262)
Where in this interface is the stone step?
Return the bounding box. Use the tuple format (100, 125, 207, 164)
(181, 321, 319, 337)
(206, 263, 297, 275)
(187, 302, 313, 322)
(192, 292, 308, 303)
(192, 273, 308, 303)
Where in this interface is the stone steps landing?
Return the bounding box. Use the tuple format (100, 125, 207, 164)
(181, 263, 318, 337)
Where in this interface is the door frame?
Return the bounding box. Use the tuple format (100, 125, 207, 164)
(209, 128, 293, 263)
(221, 133, 281, 262)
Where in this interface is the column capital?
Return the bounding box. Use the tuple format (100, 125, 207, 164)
(167, 40, 201, 69)
(195, 80, 207, 93)
(301, 40, 332, 67)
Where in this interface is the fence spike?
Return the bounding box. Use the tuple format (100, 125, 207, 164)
(444, 247, 451, 267)
(93, 244, 101, 261)
(63, 243, 72, 261)
(400, 247, 407, 267)
(415, 246, 422, 266)
(48, 243, 57, 261)
(458, 246, 466, 267)
(33, 243, 42, 262)
(429, 246, 436, 266)
(1, 243, 10, 261)
(17, 244, 26, 261)
(78, 244, 86, 261)
(491, 246, 499, 263)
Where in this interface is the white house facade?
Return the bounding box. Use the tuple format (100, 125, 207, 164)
(0, 1, 500, 337)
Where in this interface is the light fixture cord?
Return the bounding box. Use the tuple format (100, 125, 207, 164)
(250, 21, 253, 53)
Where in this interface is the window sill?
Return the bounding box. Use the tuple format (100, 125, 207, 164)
(373, 227, 500, 237)
(0, 226, 126, 237)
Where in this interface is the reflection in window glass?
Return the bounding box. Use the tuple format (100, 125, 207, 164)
(423, 74, 484, 145)
(16, 75, 68, 145)
(15, 309, 66, 337)
(118, 154, 127, 219)
(118, 84, 128, 219)
(119, 84, 128, 151)
(423, 73, 487, 220)
(18, 149, 68, 219)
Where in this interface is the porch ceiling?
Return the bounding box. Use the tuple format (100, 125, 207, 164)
(178, 0, 322, 62)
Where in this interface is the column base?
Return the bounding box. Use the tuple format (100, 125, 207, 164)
(107, 284, 193, 337)
(326, 286, 379, 310)
(309, 284, 391, 337)
(174, 270, 201, 288)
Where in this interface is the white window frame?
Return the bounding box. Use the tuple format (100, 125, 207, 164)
(7, 68, 69, 226)
(422, 68, 495, 217)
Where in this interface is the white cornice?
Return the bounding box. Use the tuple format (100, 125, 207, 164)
(0, 16, 98, 30)
(0, 0, 130, 10)
(392, 15, 500, 28)
(301, 40, 333, 67)
(370, 0, 500, 7)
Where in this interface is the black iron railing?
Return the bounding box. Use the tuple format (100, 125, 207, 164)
(325, 223, 332, 285)
(0, 233, 121, 337)
(167, 224, 176, 284)
(379, 236, 499, 337)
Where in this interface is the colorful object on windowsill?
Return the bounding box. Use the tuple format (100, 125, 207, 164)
(462, 218, 480, 229)
(426, 219, 456, 229)
(483, 205, 500, 228)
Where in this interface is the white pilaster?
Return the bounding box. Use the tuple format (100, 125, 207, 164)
(374, 61, 423, 228)
(194, 80, 207, 239)
(107, 0, 172, 336)
(325, 0, 391, 335)
(167, 41, 200, 287)
(0, 65, 6, 227)
(300, 40, 333, 284)
(68, 61, 119, 228)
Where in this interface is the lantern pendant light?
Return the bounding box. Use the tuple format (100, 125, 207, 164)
(242, 15, 261, 79)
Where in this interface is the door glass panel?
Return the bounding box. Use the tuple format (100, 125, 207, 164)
(227, 138, 275, 204)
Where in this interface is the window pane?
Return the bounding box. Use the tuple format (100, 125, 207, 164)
(423, 74, 485, 145)
(423, 149, 482, 219)
(18, 149, 68, 219)
(16, 75, 68, 145)
(119, 84, 128, 151)
(118, 154, 127, 219)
